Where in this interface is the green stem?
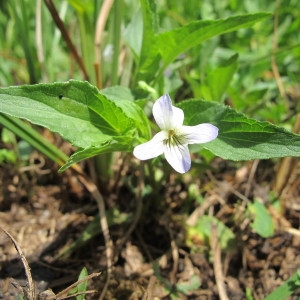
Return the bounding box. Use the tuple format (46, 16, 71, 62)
(0, 114, 68, 166)
(10, 0, 38, 83)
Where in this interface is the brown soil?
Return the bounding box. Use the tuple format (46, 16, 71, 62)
(0, 145, 300, 299)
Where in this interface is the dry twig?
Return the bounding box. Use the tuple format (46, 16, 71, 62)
(43, 0, 89, 80)
(94, 0, 115, 89)
(274, 114, 300, 198)
(0, 226, 36, 300)
(245, 159, 259, 198)
(169, 238, 179, 285)
(142, 276, 156, 300)
(75, 171, 112, 300)
(55, 272, 101, 299)
(210, 224, 229, 300)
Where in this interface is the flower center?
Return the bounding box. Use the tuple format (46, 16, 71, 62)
(164, 129, 188, 148)
(168, 129, 175, 138)
(165, 129, 182, 147)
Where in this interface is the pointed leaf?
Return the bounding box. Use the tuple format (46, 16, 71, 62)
(135, 0, 161, 83)
(157, 13, 271, 71)
(76, 267, 88, 300)
(0, 81, 151, 169)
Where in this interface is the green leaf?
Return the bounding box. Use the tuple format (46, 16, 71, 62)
(178, 99, 300, 161)
(187, 215, 236, 251)
(124, 9, 143, 59)
(205, 53, 239, 101)
(76, 267, 88, 300)
(0, 114, 68, 166)
(0, 149, 17, 164)
(248, 199, 274, 238)
(0, 81, 151, 169)
(265, 270, 300, 300)
(156, 13, 271, 76)
(59, 136, 129, 172)
(100, 86, 151, 138)
(135, 0, 160, 84)
(100, 85, 135, 101)
(175, 275, 201, 296)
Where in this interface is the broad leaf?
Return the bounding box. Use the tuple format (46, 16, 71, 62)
(178, 99, 300, 161)
(136, 12, 271, 83)
(100, 86, 151, 139)
(157, 13, 271, 72)
(0, 80, 151, 169)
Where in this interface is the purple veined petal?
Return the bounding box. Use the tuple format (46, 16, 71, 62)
(153, 94, 173, 130)
(152, 94, 184, 130)
(181, 123, 219, 144)
(164, 142, 191, 174)
(133, 131, 166, 160)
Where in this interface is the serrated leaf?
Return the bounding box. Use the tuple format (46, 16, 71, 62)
(178, 100, 300, 161)
(0, 81, 130, 146)
(0, 81, 151, 169)
(100, 86, 151, 139)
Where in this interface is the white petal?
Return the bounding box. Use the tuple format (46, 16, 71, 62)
(133, 131, 166, 160)
(153, 94, 184, 130)
(171, 106, 185, 128)
(181, 123, 218, 144)
(164, 143, 191, 174)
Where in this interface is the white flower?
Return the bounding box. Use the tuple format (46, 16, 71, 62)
(133, 94, 219, 174)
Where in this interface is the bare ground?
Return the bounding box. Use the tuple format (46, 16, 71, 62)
(0, 145, 300, 299)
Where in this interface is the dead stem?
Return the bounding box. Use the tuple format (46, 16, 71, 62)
(274, 114, 300, 197)
(76, 172, 112, 300)
(55, 272, 101, 299)
(169, 238, 179, 285)
(210, 224, 229, 300)
(142, 276, 156, 300)
(94, 0, 115, 89)
(245, 159, 259, 198)
(0, 226, 36, 300)
(186, 195, 218, 226)
(43, 0, 89, 80)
